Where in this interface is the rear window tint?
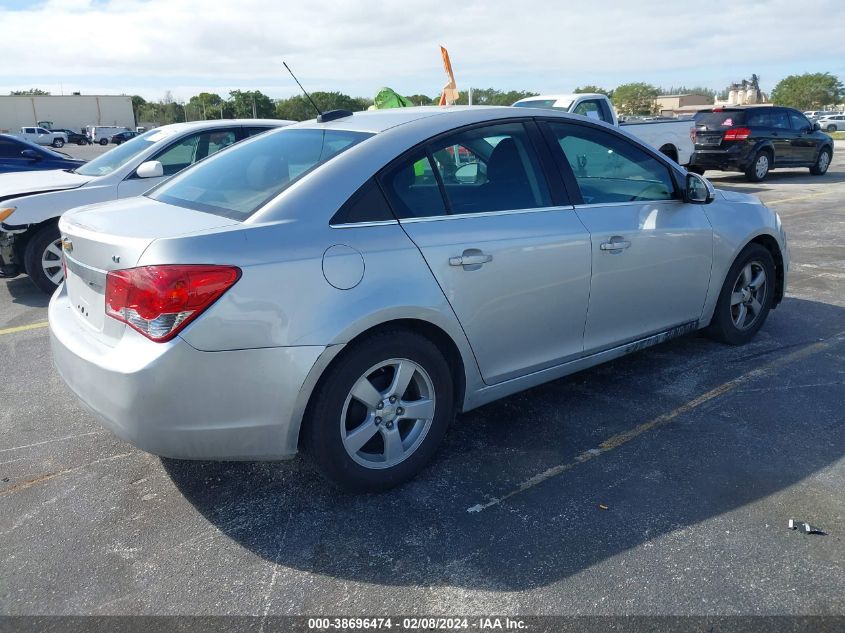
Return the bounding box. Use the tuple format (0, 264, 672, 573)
(694, 111, 747, 129)
(331, 179, 395, 225)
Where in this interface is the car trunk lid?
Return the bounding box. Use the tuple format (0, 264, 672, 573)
(58, 197, 239, 345)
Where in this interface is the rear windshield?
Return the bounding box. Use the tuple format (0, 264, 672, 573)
(148, 128, 372, 220)
(694, 111, 747, 129)
(513, 99, 571, 111)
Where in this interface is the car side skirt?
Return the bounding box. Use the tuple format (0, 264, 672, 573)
(463, 320, 700, 412)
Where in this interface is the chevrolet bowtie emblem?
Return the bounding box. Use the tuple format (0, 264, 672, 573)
(61, 237, 73, 253)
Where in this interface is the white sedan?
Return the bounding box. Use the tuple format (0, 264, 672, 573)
(0, 118, 292, 292)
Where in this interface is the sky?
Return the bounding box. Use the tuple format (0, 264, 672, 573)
(0, 0, 843, 103)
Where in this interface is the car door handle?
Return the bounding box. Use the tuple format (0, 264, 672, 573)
(449, 251, 493, 267)
(600, 238, 631, 252)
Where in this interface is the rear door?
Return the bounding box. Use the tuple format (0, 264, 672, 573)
(541, 119, 713, 352)
(768, 108, 797, 165)
(380, 120, 592, 384)
(116, 127, 240, 198)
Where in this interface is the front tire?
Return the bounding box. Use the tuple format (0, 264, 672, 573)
(76, 138, 87, 145)
(745, 151, 770, 182)
(810, 147, 831, 176)
(303, 329, 455, 492)
(23, 224, 64, 294)
(707, 244, 775, 345)
(52, 138, 64, 148)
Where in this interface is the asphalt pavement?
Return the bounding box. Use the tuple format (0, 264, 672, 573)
(1, 143, 843, 618)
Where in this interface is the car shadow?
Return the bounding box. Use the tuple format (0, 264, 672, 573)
(706, 166, 845, 193)
(162, 297, 845, 591)
(3, 276, 50, 308)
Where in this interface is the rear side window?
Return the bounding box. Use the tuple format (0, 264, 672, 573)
(0, 138, 24, 158)
(331, 179, 394, 225)
(380, 152, 448, 219)
(694, 111, 746, 129)
(426, 122, 551, 214)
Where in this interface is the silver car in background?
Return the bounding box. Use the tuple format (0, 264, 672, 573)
(49, 106, 789, 491)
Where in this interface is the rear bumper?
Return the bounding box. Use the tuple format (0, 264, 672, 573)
(49, 285, 326, 460)
(689, 148, 752, 171)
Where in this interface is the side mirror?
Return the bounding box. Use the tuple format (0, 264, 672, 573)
(136, 160, 164, 179)
(813, 122, 821, 132)
(21, 149, 41, 161)
(685, 172, 715, 204)
(454, 162, 481, 184)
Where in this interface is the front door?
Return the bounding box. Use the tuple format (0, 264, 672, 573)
(543, 120, 713, 352)
(379, 121, 592, 384)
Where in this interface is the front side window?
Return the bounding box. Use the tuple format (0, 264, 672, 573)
(0, 138, 23, 158)
(547, 122, 677, 204)
(150, 129, 237, 177)
(572, 100, 607, 122)
(789, 112, 811, 132)
(150, 128, 371, 220)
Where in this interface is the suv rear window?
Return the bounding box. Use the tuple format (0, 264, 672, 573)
(694, 111, 746, 129)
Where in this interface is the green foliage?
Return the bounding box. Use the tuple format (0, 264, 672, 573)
(406, 94, 435, 106)
(10, 88, 50, 95)
(276, 92, 370, 121)
(574, 85, 611, 97)
(612, 82, 660, 115)
(455, 88, 539, 106)
(771, 73, 843, 110)
(228, 90, 276, 118)
(661, 85, 716, 99)
(187, 92, 231, 119)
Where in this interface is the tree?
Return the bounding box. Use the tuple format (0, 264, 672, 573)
(771, 73, 843, 110)
(276, 92, 369, 121)
(228, 90, 275, 118)
(455, 88, 539, 106)
(406, 94, 435, 106)
(188, 92, 230, 119)
(10, 88, 50, 95)
(612, 82, 660, 115)
(661, 85, 716, 99)
(574, 85, 611, 97)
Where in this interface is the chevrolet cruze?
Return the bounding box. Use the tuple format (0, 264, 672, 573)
(49, 106, 789, 490)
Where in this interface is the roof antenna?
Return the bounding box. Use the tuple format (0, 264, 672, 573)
(283, 61, 353, 123)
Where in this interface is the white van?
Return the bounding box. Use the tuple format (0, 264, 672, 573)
(89, 126, 130, 145)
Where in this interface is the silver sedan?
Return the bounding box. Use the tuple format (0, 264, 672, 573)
(49, 106, 789, 490)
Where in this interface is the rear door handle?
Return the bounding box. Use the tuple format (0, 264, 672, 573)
(600, 237, 631, 252)
(449, 250, 493, 267)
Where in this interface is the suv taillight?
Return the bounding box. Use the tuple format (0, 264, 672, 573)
(723, 127, 751, 141)
(105, 265, 241, 342)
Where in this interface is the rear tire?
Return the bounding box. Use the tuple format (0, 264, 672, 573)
(303, 329, 454, 492)
(810, 147, 831, 176)
(707, 243, 775, 345)
(77, 138, 87, 145)
(99, 138, 108, 145)
(827, 125, 837, 132)
(744, 151, 770, 182)
(23, 223, 64, 295)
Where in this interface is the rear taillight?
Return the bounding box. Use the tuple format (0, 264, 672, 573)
(105, 265, 241, 342)
(723, 127, 751, 141)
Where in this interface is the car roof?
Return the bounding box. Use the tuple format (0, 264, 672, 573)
(149, 118, 294, 134)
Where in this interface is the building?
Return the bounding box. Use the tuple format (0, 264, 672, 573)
(0, 95, 135, 133)
(656, 94, 713, 117)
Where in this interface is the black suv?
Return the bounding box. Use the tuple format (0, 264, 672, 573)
(689, 106, 833, 182)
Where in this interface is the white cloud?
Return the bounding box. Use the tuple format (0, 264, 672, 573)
(0, 0, 843, 101)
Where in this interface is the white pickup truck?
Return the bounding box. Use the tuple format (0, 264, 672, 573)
(12, 126, 68, 149)
(513, 93, 695, 166)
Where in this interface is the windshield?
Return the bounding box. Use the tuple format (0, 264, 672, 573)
(74, 128, 174, 177)
(694, 111, 747, 129)
(149, 128, 372, 220)
(513, 99, 572, 111)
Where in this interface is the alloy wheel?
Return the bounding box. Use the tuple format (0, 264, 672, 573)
(730, 261, 766, 330)
(818, 151, 830, 174)
(340, 358, 436, 469)
(755, 155, 769, 179)
(41, 238, 64, 286)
